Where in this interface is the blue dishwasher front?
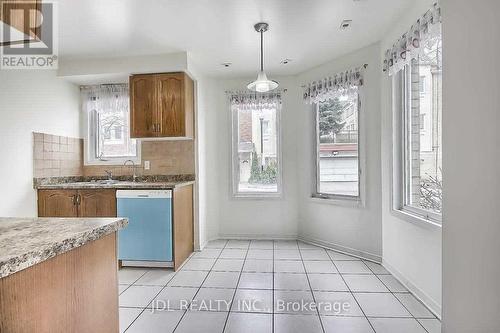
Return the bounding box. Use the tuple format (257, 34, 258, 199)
(117, 190, 172, 264)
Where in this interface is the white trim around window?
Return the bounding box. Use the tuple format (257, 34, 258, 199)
(230, 103, 283, 199)
(311, 89, 366, 206)
(83, 109, 141, 166)
(391, 69, 442, 227)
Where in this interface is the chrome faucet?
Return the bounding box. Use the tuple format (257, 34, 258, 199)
(123, 160, 138, 182)
(104, 170, 113, 181)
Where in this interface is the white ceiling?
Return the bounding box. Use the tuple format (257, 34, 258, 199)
(58, 0, 413, 78)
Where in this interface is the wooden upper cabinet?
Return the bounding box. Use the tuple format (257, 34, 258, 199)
(78, 189, 117, 217)
(130, 72, 194, 138)
(158, 74, 184, 137)
(38, 190, 78, 218)
(130, 75, 157, 138)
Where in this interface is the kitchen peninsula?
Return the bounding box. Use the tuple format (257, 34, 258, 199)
(0, 217, 127, 332)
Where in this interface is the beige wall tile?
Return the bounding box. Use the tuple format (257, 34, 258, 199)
(33, 132, 195, 179)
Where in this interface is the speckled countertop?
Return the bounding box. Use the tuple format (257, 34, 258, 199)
(35, 180, 195, 190)
(33, 174, 195, 190)
(0, 217, 127, 279)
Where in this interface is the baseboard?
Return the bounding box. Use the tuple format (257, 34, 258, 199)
(217, 233, 298, 241)
(298, 235, 382, 263)
(382, 258, 442, 319)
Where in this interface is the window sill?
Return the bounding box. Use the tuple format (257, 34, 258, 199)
(310, 195, 364, 208)
(232, 193, 283, 200)
(391, 208, 442, 229)
(84, 157, 141, 166)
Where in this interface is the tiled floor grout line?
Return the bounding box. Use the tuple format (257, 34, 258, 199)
(297, 243, 326, 333)
(120, 240, 440, 332)
(172, 240, 229, 332)
(328, 253, 377, 333)
(221, 241, 250, 333)
(122, 267, 177, 332)
(368, 265, 434, 333)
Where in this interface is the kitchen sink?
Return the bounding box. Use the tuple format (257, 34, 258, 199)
(96, 179, 120, 185)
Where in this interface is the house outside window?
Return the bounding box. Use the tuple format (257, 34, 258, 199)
(82, 84, 140, 165)
(231, 95, 282, 197)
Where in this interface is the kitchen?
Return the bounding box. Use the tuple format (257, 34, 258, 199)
(2, 1, 500, 333)
(1, 71, 196, 332)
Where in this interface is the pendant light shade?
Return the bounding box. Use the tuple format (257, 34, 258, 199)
(247, 22, 279, 93)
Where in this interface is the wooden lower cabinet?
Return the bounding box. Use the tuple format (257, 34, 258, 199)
(38, 190, 78, 217)
(173, 184, 194, 270)
(38, 189, 117, 218)
(38, 186, 194, 270)
(78, 189, 116, 217)
(0, 233, 119, 333)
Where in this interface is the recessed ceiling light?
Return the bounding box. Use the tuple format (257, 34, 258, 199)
(221, 62, 232, 68)
(340, 20, 352, 30)
(281, 58, 292, 65)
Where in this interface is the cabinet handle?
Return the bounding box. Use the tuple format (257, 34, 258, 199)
(73, 194, 77, 205)
(76, 194, 81, 205)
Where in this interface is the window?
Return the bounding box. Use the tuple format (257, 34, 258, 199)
(232, 104, 281, 197)
(395, 34, 442, 222)
(314, 88, 360, 199)
(83, 85, 139, 165)
(419, 76, 426, 93)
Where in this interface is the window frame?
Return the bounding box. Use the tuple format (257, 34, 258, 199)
(311, 90, 365, 205)
(83, 105, 141, 166)
(230, 103, 283, 199)
(392, 66, 442, 226)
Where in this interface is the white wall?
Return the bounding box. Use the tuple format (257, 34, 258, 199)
(379, 0, 442, 316)
(195, 74, 221, 247)
(441, 0, 500, 331)
(0, 70, 80, 216)
(206, 77, 300, 239)
(296, 43, 383, 261)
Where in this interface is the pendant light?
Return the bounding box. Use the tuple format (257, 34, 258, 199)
(247, 22, 279, 93)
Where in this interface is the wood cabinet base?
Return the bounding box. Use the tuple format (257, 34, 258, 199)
(0, 233, 119, 333)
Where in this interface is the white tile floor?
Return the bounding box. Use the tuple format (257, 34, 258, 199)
(118, 239, 441, 333)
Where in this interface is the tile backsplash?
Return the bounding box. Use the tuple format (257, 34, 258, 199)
(33, 132, 83, 178)
(33, 132, 195, 179)
(82, 140, 195, 177)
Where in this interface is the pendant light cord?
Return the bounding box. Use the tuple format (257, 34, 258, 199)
(260, 29, 264, 72)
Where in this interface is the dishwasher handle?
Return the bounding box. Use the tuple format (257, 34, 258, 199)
(116, 190, 172, 199)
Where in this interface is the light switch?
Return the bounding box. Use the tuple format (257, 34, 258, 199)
(144, 161, 150, 170)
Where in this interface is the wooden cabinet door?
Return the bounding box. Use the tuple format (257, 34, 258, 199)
(78, 190, 117, 217)
(38, 190, 78, 217)
(157, 73, 185, 137)
(130, 75, 157, 138)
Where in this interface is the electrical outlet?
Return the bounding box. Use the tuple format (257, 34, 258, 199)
(144, 161, 150, 170)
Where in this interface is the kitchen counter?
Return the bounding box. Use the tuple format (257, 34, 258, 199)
(0, 217, 127, 278)
(35, 180, 195, 190)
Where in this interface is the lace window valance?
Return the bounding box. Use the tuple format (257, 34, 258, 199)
(302, 65, 366, 104)
(383, 3, 441, 76)
(227, 91, 282, 110)
(81, 84, 129, 114)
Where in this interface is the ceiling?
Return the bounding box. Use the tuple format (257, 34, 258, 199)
(58, 0, 413, 78)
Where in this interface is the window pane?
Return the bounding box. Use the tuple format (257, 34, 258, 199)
(96, 106, 137, 158)
(405, 37, 442, 214)
(234, 106, 280, 194)
(316, 90, 359, 197)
